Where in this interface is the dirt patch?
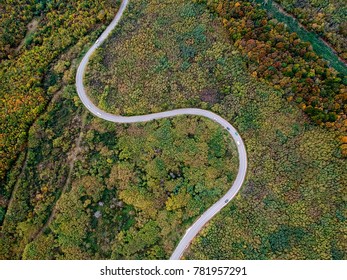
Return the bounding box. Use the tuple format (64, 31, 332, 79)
(200, 88, 219, 105)
(15, 18, 39, 53)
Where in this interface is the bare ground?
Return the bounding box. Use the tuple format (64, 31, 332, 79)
(15, 18, 39, 53)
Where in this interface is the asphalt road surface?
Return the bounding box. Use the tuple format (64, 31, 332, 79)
(76, 0, 247, 260)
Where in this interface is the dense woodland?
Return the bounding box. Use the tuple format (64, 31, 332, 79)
(86, 0, 346, 259)
(0, 0, 120, 183)
(20, 116, 237, 259)
(274, 0, 347, 61)
(0, 64, 237, 258)
(1, 0, 346, 260)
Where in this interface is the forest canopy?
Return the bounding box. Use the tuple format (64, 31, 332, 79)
(1, 0, 346, 260)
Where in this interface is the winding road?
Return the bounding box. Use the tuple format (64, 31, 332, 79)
(76, 0, 247, 260)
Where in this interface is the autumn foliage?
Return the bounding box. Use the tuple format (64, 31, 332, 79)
(196, 0, 347, 155)
(0, 0, 119, 182)
(275, 0, 347, 61)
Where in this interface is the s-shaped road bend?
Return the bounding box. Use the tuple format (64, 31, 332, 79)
(76, 0, 247, 260)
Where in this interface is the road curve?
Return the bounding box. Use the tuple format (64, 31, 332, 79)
(76, 0, 247, 260)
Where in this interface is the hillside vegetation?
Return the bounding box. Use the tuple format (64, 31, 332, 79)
(85, 0, 346, 259)
(0, 1, 238, 260)
(1, 0, 346, 260)
(0, 0, 120, 183)
(0, 53, 237, 258)
(20, 116, 237, 259)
